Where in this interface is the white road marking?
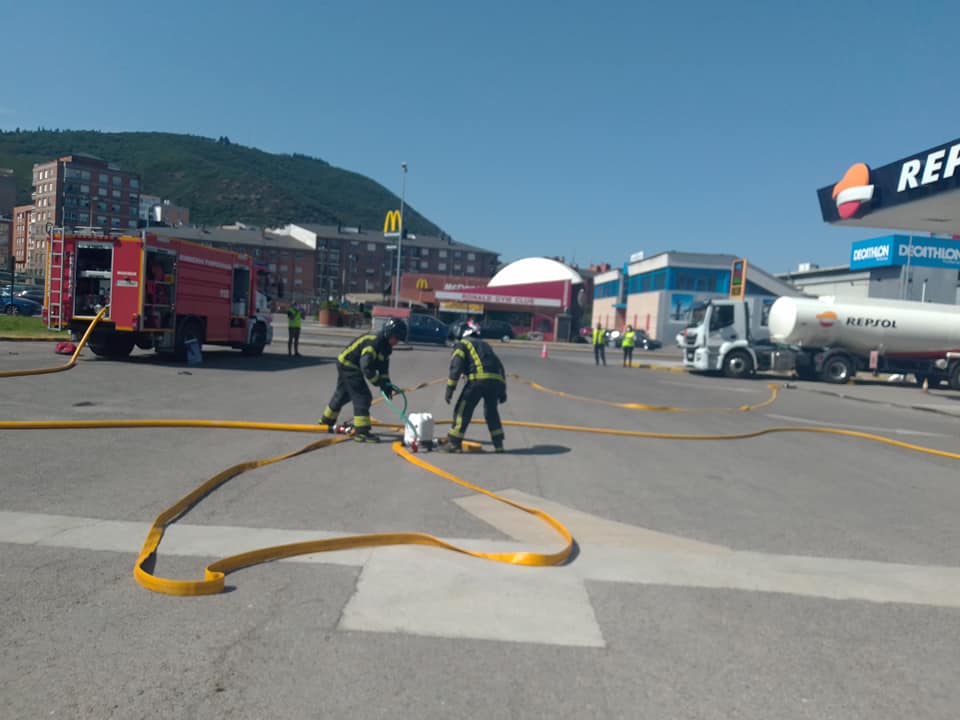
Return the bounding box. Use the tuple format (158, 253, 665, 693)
(4, 497, 960, 651)
(764, 413, 950, 438)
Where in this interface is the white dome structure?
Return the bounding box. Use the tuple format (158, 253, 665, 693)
(487, 257, 583, 287)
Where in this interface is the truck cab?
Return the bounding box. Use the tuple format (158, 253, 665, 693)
(681, 297, 777, 378)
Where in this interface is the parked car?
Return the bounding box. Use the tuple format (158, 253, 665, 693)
(1, 294, 42, 316)
(16, 289, 45, 305)
(406, 313, 449, 345)
(447, 319, 515, 343)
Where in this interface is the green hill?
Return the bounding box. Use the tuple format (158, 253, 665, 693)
(0, 129, 441, 235)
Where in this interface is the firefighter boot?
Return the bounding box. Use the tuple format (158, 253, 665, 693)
(442, 439, 462, 453)
(319, 410, 338, 433)
(353, 430, 381, 443)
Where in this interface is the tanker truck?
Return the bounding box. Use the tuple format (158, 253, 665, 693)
(680, 295, 960, 389)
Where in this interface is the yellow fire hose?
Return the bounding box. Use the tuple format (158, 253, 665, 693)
(3, 311, 959, 595)
(0, 305, 108, 378)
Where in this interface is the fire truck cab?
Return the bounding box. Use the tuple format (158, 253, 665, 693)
(44, 231, 273, 359)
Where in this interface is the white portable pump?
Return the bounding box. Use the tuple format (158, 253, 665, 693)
(403, 412, 435, 452)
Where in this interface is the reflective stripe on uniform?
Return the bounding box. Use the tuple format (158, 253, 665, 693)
(353, 415, 371, 429)
(338, 335, 377, 368)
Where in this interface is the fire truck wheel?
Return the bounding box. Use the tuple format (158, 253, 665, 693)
(243, 322, 267, 356)
(89, 335, 135, 359)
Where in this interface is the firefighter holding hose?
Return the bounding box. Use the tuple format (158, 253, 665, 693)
(318, 317, 407, 443)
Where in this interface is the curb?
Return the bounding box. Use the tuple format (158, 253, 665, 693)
(0, 336, 64, 342)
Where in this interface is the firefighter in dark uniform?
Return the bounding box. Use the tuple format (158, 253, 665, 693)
(318, 317, 407, 443)
(444, 320, 507, 453)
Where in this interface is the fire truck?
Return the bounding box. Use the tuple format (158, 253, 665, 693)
(43, 230, 273, 358)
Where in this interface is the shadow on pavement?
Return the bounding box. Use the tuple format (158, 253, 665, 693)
(500, 444, 571, 456)
(95, 350, 336, 372)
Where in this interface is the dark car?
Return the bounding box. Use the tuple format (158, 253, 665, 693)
(16, 289, 45, 305)
(1, 294, 42, 316)
(608, 329, 662, 350)
(406, 313, 449, 345)
(447, 319, 515, 343)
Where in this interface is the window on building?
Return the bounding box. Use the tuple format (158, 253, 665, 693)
(467, 252, 475, 260)
(295, 266, 303, 273)
(111, 217, 120, 227)
(420, 260, 429, 269)
(111, 204, 121, 214)
(98, 188, 107, 197)
(130, 178, 139, 189)
(280, 264, 288, 272)
(99, 174, 108, 184)
(367, 243, 376, 251)
(466, 265, 475, 274)
(438, 262, 447, 271)
(80, 184, 90, 194)
(128, 220, 137, 228)
(112, 176, 121, 187)
(81, 170, 91, 181)
(420, 247, 430, 256)
(112, 190, 121, 199)
(438, 250, 447, 258)
(97, 215, 107, 225)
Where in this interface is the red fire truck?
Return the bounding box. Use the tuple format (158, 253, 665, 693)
(43, 231, 273, 358)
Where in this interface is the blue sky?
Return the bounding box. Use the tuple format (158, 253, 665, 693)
(3, 0, 958, 274)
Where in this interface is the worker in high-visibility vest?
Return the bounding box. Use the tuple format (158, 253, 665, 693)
(286, 305, 303, 356)
(592, 324, 607, 366)
(621, 325, 636, 367)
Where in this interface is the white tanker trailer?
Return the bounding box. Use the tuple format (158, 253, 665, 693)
(680, 295, 960, 389)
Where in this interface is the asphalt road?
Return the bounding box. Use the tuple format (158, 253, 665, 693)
(2, 335, 960, 720)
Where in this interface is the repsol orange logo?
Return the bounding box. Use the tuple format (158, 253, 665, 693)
(832, 163, 874, 219)
(816, 311, 837, 328)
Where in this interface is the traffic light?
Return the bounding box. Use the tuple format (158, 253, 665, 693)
(729, 259, 747, 299)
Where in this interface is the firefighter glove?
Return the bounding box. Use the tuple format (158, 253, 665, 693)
(499, 389, 508, 405)
(444, 385, 454, 404)
(382, 382, 396, 399)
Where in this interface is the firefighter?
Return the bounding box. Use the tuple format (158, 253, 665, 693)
(621, 325, 636, 367)
(444, 320, 507, 453)
(286, 304, 303, 356)
(318, 317, 407, 443)
(592, 323, 607, 366)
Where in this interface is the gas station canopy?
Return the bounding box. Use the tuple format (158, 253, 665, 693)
(817, 137, 960, 238)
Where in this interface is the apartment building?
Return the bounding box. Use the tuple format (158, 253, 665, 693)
(12, 205, 31, 268)
(25, 154, 141, 277)
(270, 223, 500, 303)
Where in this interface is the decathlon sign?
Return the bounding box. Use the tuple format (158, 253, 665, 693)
(850, 235, 960, 270)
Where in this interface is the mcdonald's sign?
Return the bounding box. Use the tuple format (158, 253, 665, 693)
(415, 278, 430, 291)
(729, 258, 748, 299)
(383, 209, 401, 238)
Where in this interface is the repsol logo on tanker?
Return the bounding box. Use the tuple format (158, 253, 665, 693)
(845, 316, 897, 328)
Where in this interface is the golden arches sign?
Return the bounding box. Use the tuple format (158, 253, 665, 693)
(415, 278, 430, 291)
(383, 210, 401, 237)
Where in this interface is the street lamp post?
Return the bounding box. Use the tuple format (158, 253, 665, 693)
(393, 162, 407, 307)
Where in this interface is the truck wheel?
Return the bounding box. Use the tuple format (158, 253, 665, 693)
(723, 350, 754, 379)
(949, 363, 960, 392)
(820, 354, 854, 384)
(88, 335, 135, 359)
(243, 323, 266, 356)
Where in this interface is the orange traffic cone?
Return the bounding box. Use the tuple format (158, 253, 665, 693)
(541, 342, 548, 359)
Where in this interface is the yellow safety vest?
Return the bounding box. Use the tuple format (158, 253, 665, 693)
(622, 330, 635, 348)
(288, 308, 302, 329)
(592, 328, 605, 345)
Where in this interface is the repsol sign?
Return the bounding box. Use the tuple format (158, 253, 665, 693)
(845, 317, 897, 329)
